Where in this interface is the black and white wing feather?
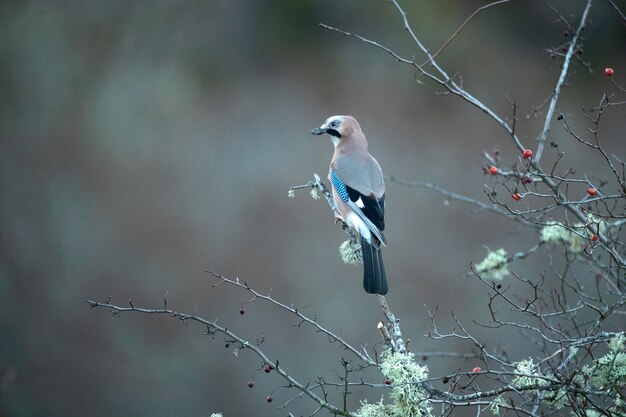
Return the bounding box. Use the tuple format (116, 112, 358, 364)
(330, 170, 386, 246)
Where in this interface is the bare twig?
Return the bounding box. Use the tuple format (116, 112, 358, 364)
(606, 0, 626, 24)
(207, 269, 377, 366)
(535, 0, 593, 162)
(388, 175, 538, 227)
(86, 299, 352, 416)
(420, 0, 514, 68)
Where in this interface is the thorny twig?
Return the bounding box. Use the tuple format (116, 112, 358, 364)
(85, 299, 353, 416)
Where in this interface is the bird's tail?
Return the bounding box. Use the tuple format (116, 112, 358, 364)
(361, 237, 388, 295)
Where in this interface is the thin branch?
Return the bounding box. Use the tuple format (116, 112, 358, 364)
(388, 175, 537, 227)
(207, 270, 377, 366)
(85, 300, 352, 416)
(421, 0, 514, 68)
(535, 0, 594, 162)
(606, 0, 626, 24)
(318, 23, 418, 68)
(386, 0, 526, 151)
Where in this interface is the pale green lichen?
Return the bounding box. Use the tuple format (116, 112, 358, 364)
(573, 334, 626, 414)
(510, 358, 567, 409)
(353, 399, 393, 417)
(210, 414, 223, 417)
(540, 221, 585, 253)
(287, 189, 295, 198)
(540, 221, 571, 243)
(541, 215, 608, 253)
(568, 229, 586, 253)
(339, 240, 361, 265)
(511, 358, 548, 391)
(489, 395, 507, 415)
(381, 350, 431, 416)
(547, 388, 568, 410)
(475, 248, 509, 281)
(582, 351, 626, 389)
(609, 333, 626, 353)
(587, 214, 608, 236)
(310, 187, 320, 200)
(354, 350, 432, 417)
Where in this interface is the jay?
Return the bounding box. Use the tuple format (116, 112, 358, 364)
(311, 115, 388, 295)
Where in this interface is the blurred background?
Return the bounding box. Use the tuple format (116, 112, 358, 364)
(1, 1, 625, 416)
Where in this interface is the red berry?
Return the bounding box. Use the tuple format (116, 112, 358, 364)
(264, 366, 271, 373)
(489, 166, 498, 175)
(522, 177, 532, 185)
(384, 377, 393, 385)
(240, 308, 245, 315)
(605, 67, 614, 77)
(591, 234, 599, 242)
(266, 396, 273, 403)
(522, 149, 533, 159)
(512, 193, 522, 201)
(248, 380, 254, 388)
(472, 366, 482, 373)
(587, 187, 597, 196)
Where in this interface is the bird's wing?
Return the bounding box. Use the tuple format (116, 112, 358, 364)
(345, 187, 385, 231)
(332, 154, 385, 197)
(330, 169, 387, 245)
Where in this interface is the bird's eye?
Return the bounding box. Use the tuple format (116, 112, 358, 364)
(329, 120, 339, 128)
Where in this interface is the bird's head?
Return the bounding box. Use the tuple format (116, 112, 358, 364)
(310, 115, 361, 146)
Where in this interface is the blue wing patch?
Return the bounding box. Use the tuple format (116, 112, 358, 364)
(330, 170, 350, 202)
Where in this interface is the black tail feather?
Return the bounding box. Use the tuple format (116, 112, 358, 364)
(361, 237, 388, 295)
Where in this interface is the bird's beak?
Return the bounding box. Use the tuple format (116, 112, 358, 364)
(310, 126, 326, 135)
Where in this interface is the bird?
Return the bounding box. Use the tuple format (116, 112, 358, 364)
(311, 115, 388, 295)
